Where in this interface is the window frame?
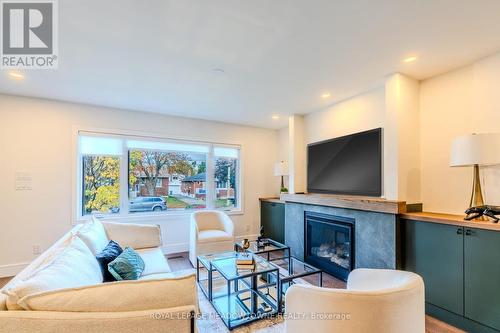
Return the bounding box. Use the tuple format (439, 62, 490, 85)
(73, 128, 243, 224)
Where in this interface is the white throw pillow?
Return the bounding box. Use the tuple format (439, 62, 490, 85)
(3, 236, 102, 308)
(17, 272, 197, 312)
(76, 216, 109, 255)
(136, 247, 171, 276)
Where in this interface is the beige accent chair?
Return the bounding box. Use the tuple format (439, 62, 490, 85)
(0, 219, 198, 333)
(285, 268, 425, 333)
(189, 210, 235, 266)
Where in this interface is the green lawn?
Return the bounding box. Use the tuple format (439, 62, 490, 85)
(214, 198, 235, 208)
(164, 196, 188, 209)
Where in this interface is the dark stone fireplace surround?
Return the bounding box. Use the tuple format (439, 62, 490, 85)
(285, 202, 398, 272)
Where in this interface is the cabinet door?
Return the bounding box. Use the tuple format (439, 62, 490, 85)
(404, 220, 464, 315)
(260, 202, 285, 243)
(464, 228, 500, 331)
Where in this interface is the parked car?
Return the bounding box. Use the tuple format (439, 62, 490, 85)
(129, 197, 167, 213)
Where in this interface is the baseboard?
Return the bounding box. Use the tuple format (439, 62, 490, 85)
(426, 303, 500, 333)
(0, 262, 29, 278)
(161, 234, 259, 255)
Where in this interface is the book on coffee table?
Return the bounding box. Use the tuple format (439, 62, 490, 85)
(236, 263, 255, 270)
(236, 252, 254, 265)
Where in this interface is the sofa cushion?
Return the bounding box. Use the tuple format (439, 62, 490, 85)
(76, 217, 109, 255)
(0, 230, 77, 311)
(135, 247, 171, 276)
(3, 236, 102, 309)
(108, 247, 145, 281)
(198, 229, 233, 243)
(102, 221, 161, 249)
(0, 223, 84, 296)
(96, 240, 123, 282)
(17, 273, 197, 312)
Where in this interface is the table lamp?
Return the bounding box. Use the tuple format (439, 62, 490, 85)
(274, 160, 288, 193)
(450, 133, 500, 220)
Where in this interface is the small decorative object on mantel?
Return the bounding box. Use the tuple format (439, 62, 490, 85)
(450, 133, 500, 221)
(274, 160, 289, 193)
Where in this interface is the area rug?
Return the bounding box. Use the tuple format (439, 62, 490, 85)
(196, 285, 285, 333)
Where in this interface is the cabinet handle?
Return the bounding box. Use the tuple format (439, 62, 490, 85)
(457, 228, 463, 235)
(465, 229, 472, 236)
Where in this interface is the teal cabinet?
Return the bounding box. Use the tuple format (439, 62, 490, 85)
(465, 228, 500, 331)
(403, 219, 500, 333)
(404, 220, 464, 315)
(260, 201, 285, 243)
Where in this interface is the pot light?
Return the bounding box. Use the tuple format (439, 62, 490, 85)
(8, 71, 24, 80)
(403, 56, 418, 63)
(321, 92, 331, 99)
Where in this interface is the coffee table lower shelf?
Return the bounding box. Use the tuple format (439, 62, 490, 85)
(211, 288, 278, 329)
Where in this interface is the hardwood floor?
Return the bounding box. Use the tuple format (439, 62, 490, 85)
(0, 253, 465, 333)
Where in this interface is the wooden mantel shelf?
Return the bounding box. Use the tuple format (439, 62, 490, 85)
(279, 193, 406, 214)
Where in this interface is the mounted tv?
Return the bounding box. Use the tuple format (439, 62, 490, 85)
(307, 128, 382, 196)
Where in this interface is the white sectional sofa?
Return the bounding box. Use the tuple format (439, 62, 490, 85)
(0, 219, 198, 333)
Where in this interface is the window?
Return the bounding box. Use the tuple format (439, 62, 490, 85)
(80, 136, 121, 216)
(213, 147, 239, 210)
(128, 140, 208, 213)
(77, 132, 241, 218)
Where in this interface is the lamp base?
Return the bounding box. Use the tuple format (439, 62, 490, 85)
(466, 164, 488, 222)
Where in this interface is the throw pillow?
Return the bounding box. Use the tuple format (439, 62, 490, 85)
(95, 240, 123, 282)
(2, 236, 102, 308)
(108, 247, 145, 281)
(76, 216, 110, 255)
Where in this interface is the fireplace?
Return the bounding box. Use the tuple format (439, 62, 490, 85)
(304, 211, 355, 281)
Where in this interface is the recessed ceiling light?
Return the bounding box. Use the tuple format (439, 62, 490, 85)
(321, 92, 331, 99)
(272, 115, 280, 120)
(403, 56, 418, 63)
(8, 71, 24, 80)
(213, 68, 225, 73)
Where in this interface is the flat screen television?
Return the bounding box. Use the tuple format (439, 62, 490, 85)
(307, 128, 382, 196)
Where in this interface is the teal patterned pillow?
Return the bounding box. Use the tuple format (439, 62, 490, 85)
(108, 247, 145, 280)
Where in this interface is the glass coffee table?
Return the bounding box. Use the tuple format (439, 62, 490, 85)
(209, 254, 280, 329)
(196, 251, 237, 301)
(234, 238, 290, 262)
(266, 257, 323, 312)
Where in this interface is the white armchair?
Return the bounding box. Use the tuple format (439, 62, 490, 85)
(285, 268, 425, 333)
(189, 210, 235, 266)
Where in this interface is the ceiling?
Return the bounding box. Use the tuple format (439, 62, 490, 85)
(2, 0, 500, 129)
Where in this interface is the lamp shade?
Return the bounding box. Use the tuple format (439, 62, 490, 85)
(450, 133, 500, 167)
(274, 161, 288, 176)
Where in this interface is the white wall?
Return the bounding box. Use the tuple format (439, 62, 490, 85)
(288, 115, 306, 194)
(420, 52, 500, 214)
(385, 74, 421, 203)
(0, 94, 279, 275)
(277, 126, 289, 189)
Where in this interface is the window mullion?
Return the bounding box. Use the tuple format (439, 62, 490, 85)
(206, 145, 215, 209)
(119, 142, 129, 216)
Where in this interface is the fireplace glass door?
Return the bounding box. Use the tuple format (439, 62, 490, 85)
(305, 212, 354, 281)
